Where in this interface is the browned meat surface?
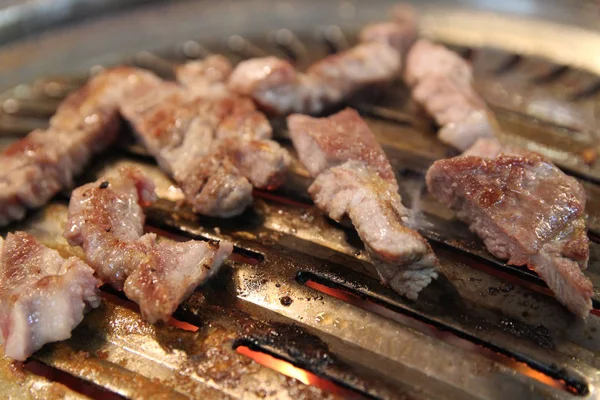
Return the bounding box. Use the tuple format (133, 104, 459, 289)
(228, 41, 400, 115)
(359, 3, 418, 57)
(289, 109, 439, 299)
(118, 69, 289, 217)
(288, 108, 395, 181)
(311, 161, 438, 298)
(64, 167, 157, 287)
(175, 54, 233, 98)
(0, 55, 288, 224)
(124, 237, 231, 323)
(426, 153, 593, 316)
(405, 39, 498, 151)
(0, 72, 121, 226)
(65, 168, 233, 323)
(0, 232, 100, 360)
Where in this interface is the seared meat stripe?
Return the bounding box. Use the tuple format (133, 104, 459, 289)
(404, 39, 499, 151)
(228, 41, 401, 115)
(228, 4, 420, 116)
(289, 109, 439, 299)
(64, 167, 233, 323)
(0, 55, 289, 225)
(117, 68, 289, 217)
(427, 150, 593, 317)
(0, 232, 100, 360)
(0, 72, 122, 226)
(359, 4, 418, 59)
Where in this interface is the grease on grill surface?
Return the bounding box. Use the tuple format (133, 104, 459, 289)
(2, 23, 600, 400)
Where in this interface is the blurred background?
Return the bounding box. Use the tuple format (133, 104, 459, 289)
(1, 0, 600, 90)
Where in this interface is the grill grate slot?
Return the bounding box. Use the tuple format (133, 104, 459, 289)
(297, 272, 587, 395)
(234, 341, 377, 400)
(24, 360, 126, 400)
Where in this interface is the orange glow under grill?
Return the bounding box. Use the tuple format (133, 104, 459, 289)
(304, 280, 574, 393)
(99, 290, 199, 332)
(236, 346, 364, 399)
(252, 189, 312, 208)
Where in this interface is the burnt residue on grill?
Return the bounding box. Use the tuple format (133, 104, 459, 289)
(498, 318, 554, 349)
(238, 323, 334, 371)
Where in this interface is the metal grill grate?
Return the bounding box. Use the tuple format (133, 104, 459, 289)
(2, 16, 600, 400)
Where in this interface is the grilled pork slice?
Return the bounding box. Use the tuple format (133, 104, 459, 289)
(0, 55, 285, 226)
(0, 72, 121, 226)
(0, 232, 100, 360)
(64, 168, 233, 323)
(228, 41, 400, 115)
(359, 3, 418, 58)
(289, 109, 439, 299)
(405, 39, 498, 151)
(64, 167, 157, 286)
(311, 161, 439, 298)
(118, 72, 289, 217)
(175, 54, 233, 98)
(124, 236, 231, 323)
(426, 153, 593, 317)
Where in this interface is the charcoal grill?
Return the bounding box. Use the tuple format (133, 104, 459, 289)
(2, 1, 600, 399)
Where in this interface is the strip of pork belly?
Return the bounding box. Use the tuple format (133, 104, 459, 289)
(288, 109, 439, 299)
(0, 232, 100, 360)
(404, 39, 499, 151)
(64, 167, 157, 287)
(228, 41, 400, 115)
(64, 168, 233, 323)
(426, 153, 593, 316)
(0, 71, 121, 226)
(118, 70, 289, 217)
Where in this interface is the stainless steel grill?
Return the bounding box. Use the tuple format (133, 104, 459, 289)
(1, 1, 600, 399)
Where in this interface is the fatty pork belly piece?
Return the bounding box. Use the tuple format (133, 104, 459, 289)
(228, 41, 400, 115)
(0, 72, 121, 226)
(426, 153, 593, 316)
(124, 236, 232, 324)
(289, 109, 439, 299)
(64, 167, 157, 287)
(405, 39, 498, 151)
(118, 72, 289, 217)
(0, 232, 100, 360)
(64, 168, 233, 323)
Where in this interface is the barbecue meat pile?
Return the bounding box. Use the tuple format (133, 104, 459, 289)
(426, 152, 593, 316)
(64, 168, 233, 323)
(289, 108, 438, 299)
(228, 41, 401, 115)
(116, 67, 289, 217)
(0, 56, 289, 225)
(404, 39, 499, 151)
(0, 232, 100, 360)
